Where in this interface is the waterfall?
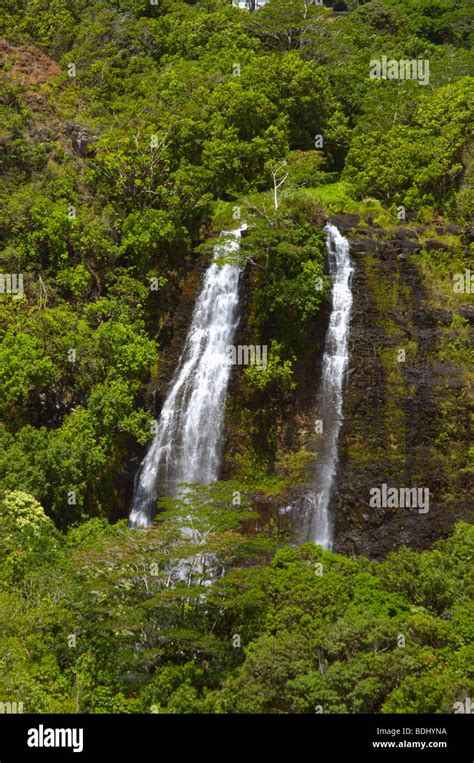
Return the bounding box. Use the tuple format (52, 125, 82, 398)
(296, 223, 354, 548)
(129, 225, 246, 528)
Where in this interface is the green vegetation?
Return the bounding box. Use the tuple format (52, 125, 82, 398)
(1, 0, 472, 517)
(0, 0, 472, 713)
(0, 485, 472, 713)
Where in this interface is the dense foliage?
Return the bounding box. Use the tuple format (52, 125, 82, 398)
(0, 0, 472, 713)
(0, 486, 472, 713)
(0, 0, 472, 520)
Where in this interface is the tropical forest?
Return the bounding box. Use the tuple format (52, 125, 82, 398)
(0, 0, 472, 719)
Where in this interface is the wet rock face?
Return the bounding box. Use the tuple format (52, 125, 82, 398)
(327, 214, 361, 233)
(329, 222, 473, 559)
(220, 216, 472, 557)
(120, 217, 472, 553)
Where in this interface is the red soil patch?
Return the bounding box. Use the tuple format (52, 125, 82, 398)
(0, 40, 61, 107)
(0, 40, 61, 113)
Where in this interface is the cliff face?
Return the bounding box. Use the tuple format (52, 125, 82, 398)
(221, 214, 473, 558)
(124, 214, 472, 558)
(329, 216, 473, 558)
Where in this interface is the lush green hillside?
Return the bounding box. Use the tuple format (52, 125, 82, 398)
(0, 0, 472, 713)
(1, 488, 473, 713)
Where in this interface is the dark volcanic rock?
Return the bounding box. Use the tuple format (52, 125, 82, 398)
(65, 124, 97, 158)
(347, 236, 378, 254)
(396, 239, 422, 254)
(329, 224, 473, 558)
(217, 214, 472, 559)
(425, 239, 449, 252)
(225, 218, 472, 559)
(328, 214, 360, 233)
(458, 305, 474, 325)
(435, 224, 461, 236)
(394, 227, 418, 239)
(412, 306, 452, 327)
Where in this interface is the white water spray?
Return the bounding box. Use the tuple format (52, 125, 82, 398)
(129, 226, 246, 527)
(297, 223, 354, 548)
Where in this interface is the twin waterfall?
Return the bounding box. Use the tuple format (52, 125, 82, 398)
(129, 222, 353, 550)
(296, 223, 354, 548)
(129, 226, 246, 527)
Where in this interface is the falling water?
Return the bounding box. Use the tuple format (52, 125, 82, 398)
(129, 225, 246, 528)
(296, 224, 354, 548)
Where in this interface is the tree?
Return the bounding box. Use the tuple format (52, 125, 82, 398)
(250, 0, 329, 51)
(268, 160, 289, 210)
